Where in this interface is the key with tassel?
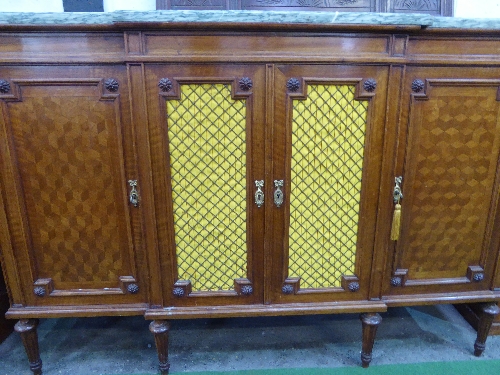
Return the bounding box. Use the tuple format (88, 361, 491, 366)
(390, 176, 403, 241)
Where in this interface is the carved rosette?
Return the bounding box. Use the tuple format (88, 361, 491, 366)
(473, 273, 485, 282)
(158, 78, 173, 92)
(172, 287, 185, 297)
(348, 281, 360, 292)
(239, 77, 253, 91)
(0, 79, 10, 94)
(33, 287, 45, 297)
(241, 285, 253, 295)
(282, 284, 294, 294)
(104, 78, 119, 92)
(390, 277, 402, 287)
(363, 79, 377, 92)
(127, 283, 140, 294)
(286, 78, 301, 92)
(411, 79, 425, 93)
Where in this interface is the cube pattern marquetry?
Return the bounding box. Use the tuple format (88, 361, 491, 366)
(404, 93, 500, 279)
(8, 95, 128, 285)
(288, 84, 367, 289)
(167, 83, 248, 292)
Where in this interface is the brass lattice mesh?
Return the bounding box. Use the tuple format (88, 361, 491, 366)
(288, 84, 368, 288)
(167, 83, 248, 291)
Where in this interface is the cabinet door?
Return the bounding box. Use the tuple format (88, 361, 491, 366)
(0, 66, 146, 307)
(269, 65, 388, 304)
(386, 67, 500, 297)
(145, 65, 266, 307)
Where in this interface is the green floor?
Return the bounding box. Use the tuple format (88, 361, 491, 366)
(155, 360, 500, 375)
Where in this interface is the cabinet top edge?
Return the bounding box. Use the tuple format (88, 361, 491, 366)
(0, 10, 499, 33)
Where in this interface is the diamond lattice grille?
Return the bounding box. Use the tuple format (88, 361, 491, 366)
(167, 83, 248, 292)
(289, 84, 368, 288)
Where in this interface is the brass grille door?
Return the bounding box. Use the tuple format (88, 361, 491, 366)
(168, 83, 248, 293)
(270, 66, 388, 303)
(145, 65, 265, 306)
(386, 67, 500, 298)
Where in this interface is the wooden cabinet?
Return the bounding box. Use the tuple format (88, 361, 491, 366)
(1, 15, 500, 375)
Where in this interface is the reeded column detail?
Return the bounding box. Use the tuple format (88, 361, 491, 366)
(15, 319, 42, 375)
(474, 303, 500, 356)
(360, 313, 382, 368)
(149, 320, 171, 375)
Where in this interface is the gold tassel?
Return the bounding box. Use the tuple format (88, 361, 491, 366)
(390, 203, 401, 241)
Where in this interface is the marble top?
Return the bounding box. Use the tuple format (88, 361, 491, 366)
(0, 10, 498, 30)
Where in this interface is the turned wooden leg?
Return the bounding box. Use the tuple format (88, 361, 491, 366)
(14, 319, 42, 375)
(474, 303, 500, 357)
(149, 320, 171, 375)
(360, 313, 382, 368)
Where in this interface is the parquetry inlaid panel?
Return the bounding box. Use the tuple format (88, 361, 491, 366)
(288, 84, 368, 288)
(8, 93, 129, 286)
(402, 90, 500, 280)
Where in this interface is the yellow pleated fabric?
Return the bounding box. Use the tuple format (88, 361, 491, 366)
(167, 84, 247, 291)
(288, 85, 368, 288)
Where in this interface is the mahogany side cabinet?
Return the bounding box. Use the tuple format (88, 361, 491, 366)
(1, 11, 500, 375)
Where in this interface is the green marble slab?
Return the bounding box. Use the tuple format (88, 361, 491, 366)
(430, 16, 500, 29)
(112, 10, 433, 26)
(0, 10, 499, 30)
(0, 12, 114, 25)
(0, 10, 431, 27)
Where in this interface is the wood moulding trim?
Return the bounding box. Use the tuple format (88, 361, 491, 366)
(120, 54, 500, 67)
(383, 291, 500, 307)
(145, 301, 387, 319)
(0, 78, 121, 103)
(113, 21, 425, 33)
(391, 266, 487, 287)
(5, 304, 148, 319)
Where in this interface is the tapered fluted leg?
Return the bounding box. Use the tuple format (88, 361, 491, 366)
(149, 320, 171, 375)
(360, 313, 382, 368)
(14, 319, 42, 375)
(474, 303, 500, 357)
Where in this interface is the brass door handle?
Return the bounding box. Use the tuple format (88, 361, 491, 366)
(128, 180, 139, 207)
(391, 176, 403, 240)
(274, 180, 284, 207)
(393, 176, 403, 203)
(255, 180, 264, 207)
